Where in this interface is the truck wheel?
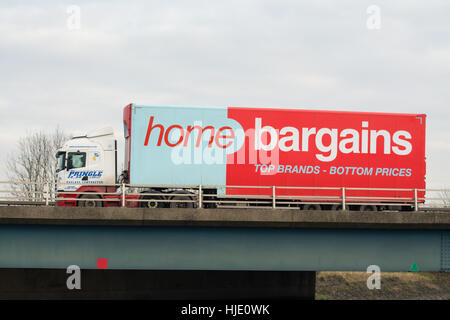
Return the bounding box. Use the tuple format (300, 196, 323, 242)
(140, 194, 164, 208)
(359, 205, 377, 212)
(170, 195, 195, 209)
(331, 204, 345, 211)
(302, 204, 321, 210)
(78, 194, 103, 207)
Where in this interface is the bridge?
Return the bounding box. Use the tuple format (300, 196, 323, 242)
(0, 206, 449, 299)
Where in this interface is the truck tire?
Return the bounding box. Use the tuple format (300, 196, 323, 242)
(331, 204, 345, 211)
(140, 194, 164, 208)
(302, 204, 321, 210)
(359, 205, 377, 212)
(78, 194, 103, 207)
(170, 195, 195, 209)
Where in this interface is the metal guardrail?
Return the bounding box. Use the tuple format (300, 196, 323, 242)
(0, 181, 450, 211)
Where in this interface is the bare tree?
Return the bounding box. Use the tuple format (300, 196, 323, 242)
(5, 127, 68, 201)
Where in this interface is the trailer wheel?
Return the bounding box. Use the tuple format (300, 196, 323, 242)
(331, 204, 345, 211)
(170, 195, 195, 209)
(78, 194, 103, 207)
(359, 205, 377, 212)
(302, 204, 321, 211)
(140, 194, 164, 208)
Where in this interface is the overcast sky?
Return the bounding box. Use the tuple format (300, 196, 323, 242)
(1, 0, 449, 188)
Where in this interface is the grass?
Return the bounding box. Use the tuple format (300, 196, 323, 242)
(315, 271, 450, 300)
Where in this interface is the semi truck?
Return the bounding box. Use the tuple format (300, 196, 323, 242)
(55, 104, 426, 210)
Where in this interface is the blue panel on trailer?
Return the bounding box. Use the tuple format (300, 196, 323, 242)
(0, 225, 443, 272)
(129, 105, 244, 186)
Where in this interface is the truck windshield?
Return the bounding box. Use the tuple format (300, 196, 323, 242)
(68, 152, 86, 169)
(56, 152, 66, 172)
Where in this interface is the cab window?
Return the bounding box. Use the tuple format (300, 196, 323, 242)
(67, 152, 86, 169)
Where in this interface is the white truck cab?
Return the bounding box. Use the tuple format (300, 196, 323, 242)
(55, 127, 117, 192)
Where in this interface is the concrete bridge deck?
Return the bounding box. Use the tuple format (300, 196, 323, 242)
(1, 206, 450, 230)
(1, 206, 449, 299)
(0, 206, 448, 272)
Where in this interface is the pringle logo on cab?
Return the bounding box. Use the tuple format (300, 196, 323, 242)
(144, 116, 413, 162)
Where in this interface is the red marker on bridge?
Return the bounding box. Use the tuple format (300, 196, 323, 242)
(97, 258, 108, 269)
